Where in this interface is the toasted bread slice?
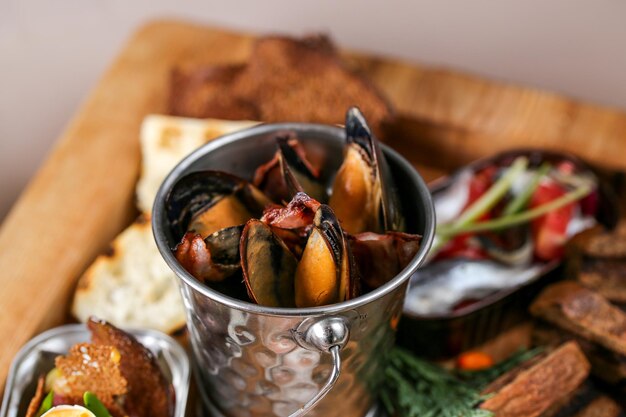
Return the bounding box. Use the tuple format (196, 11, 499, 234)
(88, 318, 174, 417)
(137, 115, 257, 213)
(72, 216, 185, 334)
(568, 222, 626, 259)
(479, 342, 590, 417)
(169, 35, 393, 136)
(571, 396, 621, 417)
(532, 323, 626, 385)
(577, 258, 626, 303)
(530, 281, 626, 356)
(54, 343, 128, 411)
(567, 226, 626, 303)
(169, 64, 259, 121)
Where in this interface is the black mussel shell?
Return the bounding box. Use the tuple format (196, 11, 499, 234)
(166, 170, 270, 241)
(329, 107, 404, 234)
(277, 137, 326, 202)
(240, 219, 297, 307)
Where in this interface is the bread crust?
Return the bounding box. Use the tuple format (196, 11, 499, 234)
(567, 225, 626, 303)
(479, 342, 590, 417)
(532, 323, 626, 384)
(530, 281, 626, 356)
(571, 396, 621, 417)
(87, 318, 174, 417)
(168, 35, 393, 136)
(72, 217, 186, 334)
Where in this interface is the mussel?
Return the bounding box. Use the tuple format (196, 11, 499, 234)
(166, 170, 271, 240)
(329, 107, 404, 234)
(166, 108, 420, 309)
(240, 219, 298, 307)
(253, 136, 325, 203)
(349, 232, 421, 290)
(295, 205, 356, 307)
(174, 226, 243, 282)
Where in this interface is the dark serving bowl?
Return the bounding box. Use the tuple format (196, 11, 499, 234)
(397, 149, 620, 358)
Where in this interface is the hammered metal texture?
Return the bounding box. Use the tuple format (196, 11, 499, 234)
(181, 282, 407, 417)
(152, 123, 435, 417)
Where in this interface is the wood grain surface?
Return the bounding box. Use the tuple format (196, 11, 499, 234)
(1, 19, 626, 391)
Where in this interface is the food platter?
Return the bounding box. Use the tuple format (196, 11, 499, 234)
(2, 18, 626, 416)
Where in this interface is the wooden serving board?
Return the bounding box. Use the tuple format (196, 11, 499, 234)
(2, 18, 626, 391)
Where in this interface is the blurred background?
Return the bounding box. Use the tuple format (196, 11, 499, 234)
(2, 0, 626, 221)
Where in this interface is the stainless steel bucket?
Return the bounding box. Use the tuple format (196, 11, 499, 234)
(153, 123, 435, 417)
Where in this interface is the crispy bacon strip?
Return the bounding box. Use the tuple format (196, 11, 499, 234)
(252, 152, 287, 203)
(25, 376, 45, 417)
(350, 232, 421, 290)
(261, 192, 321, 231)
(174, 232, 239, 282)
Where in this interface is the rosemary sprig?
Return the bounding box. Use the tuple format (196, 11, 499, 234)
(381, 347, 541, 417)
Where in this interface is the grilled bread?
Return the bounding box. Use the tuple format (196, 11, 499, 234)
(137, 115, 257, 213)
(530, 281, 626, 384)
(570, 396, 621, 417)
(530, 281, 626, 357)
(479, 342, 590, 417)
(72, 216, 185, 334)
(567, 224, 626, 303)
(533, 323, 626, 385)
(169, 35, 393, 136)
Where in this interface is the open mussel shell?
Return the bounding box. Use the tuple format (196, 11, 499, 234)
(174, 225, 243, 283)
(253, 136, 326, 203)
(277, 137, 327, 202)
(295, 204, 357, 307)
(240, 219, 297, 307)
(204, 225, 244, 266)
(165, 170, 271, 240)
(329, 107, 404, 234)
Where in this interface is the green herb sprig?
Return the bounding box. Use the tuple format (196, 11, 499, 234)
(380, 347, 541, 417)
(429, 156, 529, 256)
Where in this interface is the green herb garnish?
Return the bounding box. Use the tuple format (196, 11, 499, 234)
(380, 347, 541, 417)
(430, 156, 529, 255)
(83, 392, 112, 417)
(453, 157, 529, 228)
(437, 183, 591, 236)
(502, 162, 551, 216)
(36, 390, 54, 417)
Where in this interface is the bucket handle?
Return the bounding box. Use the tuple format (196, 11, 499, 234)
(290, 317, 350, 417)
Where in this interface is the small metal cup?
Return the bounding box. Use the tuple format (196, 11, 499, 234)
(153, 123, 435, 417)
